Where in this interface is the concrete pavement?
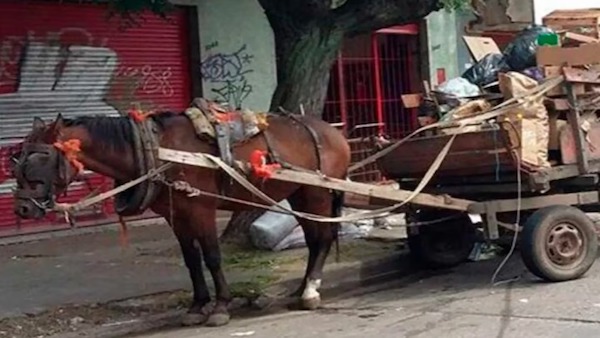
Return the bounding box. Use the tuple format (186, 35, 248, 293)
(137, 253, 600, 338)
(0, 215, 405, 338)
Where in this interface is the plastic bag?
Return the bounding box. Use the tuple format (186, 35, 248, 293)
(461, 53, 509, 86)
(520, 67, 544, 82)
(249, 200, 298, 250)
(502, 25, 555, 71)
(436, 77, 482, 98)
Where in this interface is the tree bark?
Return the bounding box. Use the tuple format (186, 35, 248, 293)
(268, 23, 344, 115)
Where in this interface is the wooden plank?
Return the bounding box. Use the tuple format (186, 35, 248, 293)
(462, 36, 501, 61)
(561, 121, 600, 164)
(469, 191, 600, 214)
(546, 98, 570, 111)
(563, 67, 600, 84)
(376, 128, 516, 179)
(566, 82, 590, 174)
(529, 160, 600, 183)
(564, 32, 600, 44)
(401, 93, 422, 108)
(537, 44, 600, 66)
(544, 67, 585, 96)
(543, 8, 600, 19)
(157, 148, 473, 211)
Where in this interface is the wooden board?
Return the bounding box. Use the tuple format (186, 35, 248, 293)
(564, 32, 600, 45)
(561, 120, 600, 165)
(401, 93, 422, 108)
(537, 44, 600, 66)
(157, 148, 473, 211)
(563, 67, 600, 84)
(376, 127, 517, 180)
(543, 9, 600, 39)
(463, 36, 501, 61)
(544, 66, 586, 96)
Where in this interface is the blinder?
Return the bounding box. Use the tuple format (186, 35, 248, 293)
(13, 142, 65, 209)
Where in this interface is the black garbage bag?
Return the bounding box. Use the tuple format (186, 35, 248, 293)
(502, 25, 555, 71)
(461, 53, 510, 86)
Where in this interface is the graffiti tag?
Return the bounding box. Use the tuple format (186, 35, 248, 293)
(0, 28, 110, 90)
(116, 65, 174, 97)
(200, 44, 254, 108)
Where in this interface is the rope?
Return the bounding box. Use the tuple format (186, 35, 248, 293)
(491, 149, 523, 286)
(160, 178, 464, 228)
(53, 162, 173, 214)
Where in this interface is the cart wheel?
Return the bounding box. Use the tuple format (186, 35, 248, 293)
(406, 210, 476, 268)
(521, 205, 598, 282)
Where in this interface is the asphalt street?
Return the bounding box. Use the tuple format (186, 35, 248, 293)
(137, 253, 600, 338)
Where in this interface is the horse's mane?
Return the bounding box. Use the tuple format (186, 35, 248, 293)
(63, 112, 179, 152)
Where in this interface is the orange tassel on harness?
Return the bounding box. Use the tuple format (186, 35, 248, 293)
(128, 108, 154, 122)
(249, 150, 281, 179)
(53, 139, 84, 174)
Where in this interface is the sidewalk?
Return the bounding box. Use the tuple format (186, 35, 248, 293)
(0, 217, 405, 337)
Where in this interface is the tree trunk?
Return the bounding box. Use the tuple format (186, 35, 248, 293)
(269, 23, 344, 115)
(221, 22, 344, 243)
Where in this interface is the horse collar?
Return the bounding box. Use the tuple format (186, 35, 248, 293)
(113, 117, 163, 216)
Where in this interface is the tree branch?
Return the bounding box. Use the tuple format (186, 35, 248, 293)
(335, 0, 443, 36)
(259, 0, 333, 21)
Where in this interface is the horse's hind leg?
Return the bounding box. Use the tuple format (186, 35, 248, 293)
(288, 187, 340, 310)
(172, 219, 211, 326)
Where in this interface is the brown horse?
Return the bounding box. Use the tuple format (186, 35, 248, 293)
(12, 110, 350, 327)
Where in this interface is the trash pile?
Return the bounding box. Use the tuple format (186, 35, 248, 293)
(419, 8, 600, 170)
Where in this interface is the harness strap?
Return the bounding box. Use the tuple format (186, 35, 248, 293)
(55, 163, 173, 213)
(287, 114, 323, 172)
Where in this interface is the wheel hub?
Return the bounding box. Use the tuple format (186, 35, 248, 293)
(546, 223, 584, 266)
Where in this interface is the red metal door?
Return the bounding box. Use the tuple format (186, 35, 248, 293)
(0, 1, 191, 233)
(324, 24, 421, 182)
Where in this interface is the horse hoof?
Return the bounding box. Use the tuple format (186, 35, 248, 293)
(301, 296, 321, 311)
(181, 312, 208, 326)
(206, 313, 231, 327)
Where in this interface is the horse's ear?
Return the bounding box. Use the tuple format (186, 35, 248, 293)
(53, 113, 65, 131)
(32, 117, 46, 131)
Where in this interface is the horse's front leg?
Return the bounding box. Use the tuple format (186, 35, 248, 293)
(173, 220, 212, 326)
(194, 209, 232, 327)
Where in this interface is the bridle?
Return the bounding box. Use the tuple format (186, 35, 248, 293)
(12, 142, 72, 212)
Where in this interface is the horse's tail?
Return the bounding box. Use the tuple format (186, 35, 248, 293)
(331, 186, 345, 263)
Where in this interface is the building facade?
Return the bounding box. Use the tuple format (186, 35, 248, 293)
(0, 0, 458, 235)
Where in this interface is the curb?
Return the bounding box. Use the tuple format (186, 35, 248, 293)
(0, 217, 231, 246)
(54, 250, 414, 338)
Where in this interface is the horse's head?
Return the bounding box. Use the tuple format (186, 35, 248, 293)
(12, 114, 80, 219)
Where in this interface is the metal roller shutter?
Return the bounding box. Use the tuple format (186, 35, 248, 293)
(0, 0, 191, 232)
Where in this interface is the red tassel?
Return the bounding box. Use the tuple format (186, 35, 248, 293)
(249, 150, 280, 179)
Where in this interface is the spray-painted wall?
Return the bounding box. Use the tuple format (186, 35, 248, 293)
(196, 0, 277, 111)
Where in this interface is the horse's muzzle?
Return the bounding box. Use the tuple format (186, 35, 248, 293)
(14, 199, 46, 219)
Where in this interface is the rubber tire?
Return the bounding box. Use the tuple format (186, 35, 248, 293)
(521, 205, 598, 282)
(406, 210, 476, 269)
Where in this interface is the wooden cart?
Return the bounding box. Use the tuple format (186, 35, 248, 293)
(374, 72, 600, 282)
